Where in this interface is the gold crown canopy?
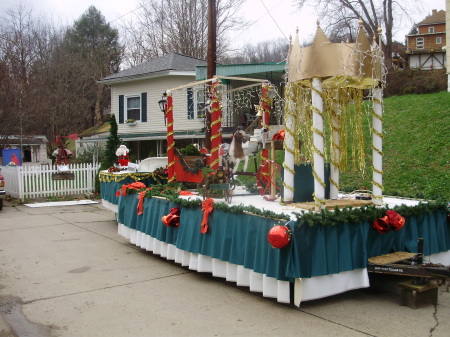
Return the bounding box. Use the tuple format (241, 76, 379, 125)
(288, 24, 383, 87)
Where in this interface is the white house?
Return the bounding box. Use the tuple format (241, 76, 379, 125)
(98, 53, 207, 159)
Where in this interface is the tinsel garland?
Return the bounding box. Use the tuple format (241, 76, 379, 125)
(289, 80, 369, 174)
(99, 171, 167, 184)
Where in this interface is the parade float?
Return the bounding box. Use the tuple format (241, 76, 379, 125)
(100, 23, 450, 307)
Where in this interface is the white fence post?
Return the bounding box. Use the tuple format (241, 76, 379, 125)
(1, 162, 100, 200)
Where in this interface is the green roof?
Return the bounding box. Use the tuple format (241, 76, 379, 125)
(196, 63, 286, 80)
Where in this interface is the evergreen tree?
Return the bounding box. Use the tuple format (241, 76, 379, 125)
(102, 114, 121, 169)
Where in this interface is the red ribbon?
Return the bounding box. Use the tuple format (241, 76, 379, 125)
(200, 198, 214, 234)
(116, 181, 147, 197)
(179, 191, 195, 196)
(116, 184, 130, 197)
(136, 189, 149, 215)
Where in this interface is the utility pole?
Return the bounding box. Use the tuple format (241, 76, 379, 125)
(205, 0, 217, 151)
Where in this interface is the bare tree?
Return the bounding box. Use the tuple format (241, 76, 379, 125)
(222, 38, 289, 64)
(0, 4, 44, 141)
(121, 0, 248, 67)
(293, 0, 423, 69)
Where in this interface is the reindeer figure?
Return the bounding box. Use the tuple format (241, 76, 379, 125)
(221, 127, 252, 173)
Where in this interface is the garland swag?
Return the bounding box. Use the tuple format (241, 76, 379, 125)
(123, 184, 448, 227)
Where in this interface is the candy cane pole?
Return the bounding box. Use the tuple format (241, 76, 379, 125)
(166, 92, 175, 182)
(210, 79, 222, 170)
(260, 83, 270, 178)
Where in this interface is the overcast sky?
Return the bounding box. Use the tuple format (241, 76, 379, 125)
(0, 0, 446, 47)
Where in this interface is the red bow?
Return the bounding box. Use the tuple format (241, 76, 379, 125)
(116, 181, 147, 197)
(136, 188, 152, 215)
(200, 198, 214, 234)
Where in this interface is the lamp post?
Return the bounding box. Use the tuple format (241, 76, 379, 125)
(158, 92, 168, 125)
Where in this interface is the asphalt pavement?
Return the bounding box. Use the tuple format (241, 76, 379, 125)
(0, 200, 449, 337)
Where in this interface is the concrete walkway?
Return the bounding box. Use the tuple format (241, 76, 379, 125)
(0, 201, 449, 337)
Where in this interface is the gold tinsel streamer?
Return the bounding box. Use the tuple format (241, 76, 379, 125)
(99, 172, 158, 183)
(313, 193, 327, 208)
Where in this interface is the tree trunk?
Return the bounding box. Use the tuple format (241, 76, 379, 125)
(95, 83, 104, 126)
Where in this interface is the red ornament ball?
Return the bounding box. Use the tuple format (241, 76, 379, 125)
(267, 225, 291, 249)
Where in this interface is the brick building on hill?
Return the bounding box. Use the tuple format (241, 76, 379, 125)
(406, 9, 446, 70)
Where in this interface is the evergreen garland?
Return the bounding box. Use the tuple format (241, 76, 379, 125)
(124, 184, 448, 226)
(294, 199, 448, 227)
(175, 149, 205, 174)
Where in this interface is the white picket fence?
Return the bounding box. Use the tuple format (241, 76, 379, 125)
(0, 163, 100, 200)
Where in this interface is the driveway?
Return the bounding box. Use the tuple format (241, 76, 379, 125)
(0, 200, 449, 337)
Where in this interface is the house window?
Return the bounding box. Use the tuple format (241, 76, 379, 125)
(126, 96, 141, 121)
(416, 37, 424, 49)
(436, 37, 442, 44)
(428, 27, 434, 33)
(195, 88, 206, 118)
(187, 87, 206, 119)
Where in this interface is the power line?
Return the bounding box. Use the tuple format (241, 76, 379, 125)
(259, 0, 289, 41)
(230, 0, 289, 44)
(108, 0, 151, 24)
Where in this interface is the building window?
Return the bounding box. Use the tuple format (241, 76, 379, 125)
(436, 37, 442, 44)
(416, 37, 424, 49)
(187, 87, 206, 119)
(126, 96, 141, 121)
(428, 27, 434, 33)
(195, 88, 206, 118)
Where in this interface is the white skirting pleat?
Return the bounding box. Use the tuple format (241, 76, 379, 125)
(102, 199, 118, 213)
(118, 224, 291, 303)
(295, 268, 370, 305)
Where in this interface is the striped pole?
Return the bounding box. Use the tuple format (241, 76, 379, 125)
(166, 92, 175, 182)
(260, 83, 271, 177)
(210, 79, 222, 170)
(311, 77, 326, 210)
(372, 87, 383, 205)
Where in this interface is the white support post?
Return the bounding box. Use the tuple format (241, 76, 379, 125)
(312, 77, 325, 210)
(283, 109, 295, 203)
(372, 87, 383, 205)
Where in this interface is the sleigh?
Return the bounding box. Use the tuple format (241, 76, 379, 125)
(174, 154, 205, 183)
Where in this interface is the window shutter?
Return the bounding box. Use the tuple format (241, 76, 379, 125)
(141, 92, 147, 122)
(119, 95, 124, 124)
(187, 88, 194, 119)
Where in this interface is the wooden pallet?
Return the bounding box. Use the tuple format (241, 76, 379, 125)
(293, 199, 373, 210)
(368, 252, 417, 266)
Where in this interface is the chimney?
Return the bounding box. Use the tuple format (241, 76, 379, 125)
(432, 9, 437, 14)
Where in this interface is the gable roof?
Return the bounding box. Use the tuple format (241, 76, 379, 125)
(99, 53, 207, 84)
(417, 10, 445, 26)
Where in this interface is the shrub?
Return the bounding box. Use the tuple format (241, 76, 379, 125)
(385, 69, 447, 97)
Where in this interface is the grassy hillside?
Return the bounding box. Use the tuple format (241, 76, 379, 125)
(340, 91, 450, 200)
